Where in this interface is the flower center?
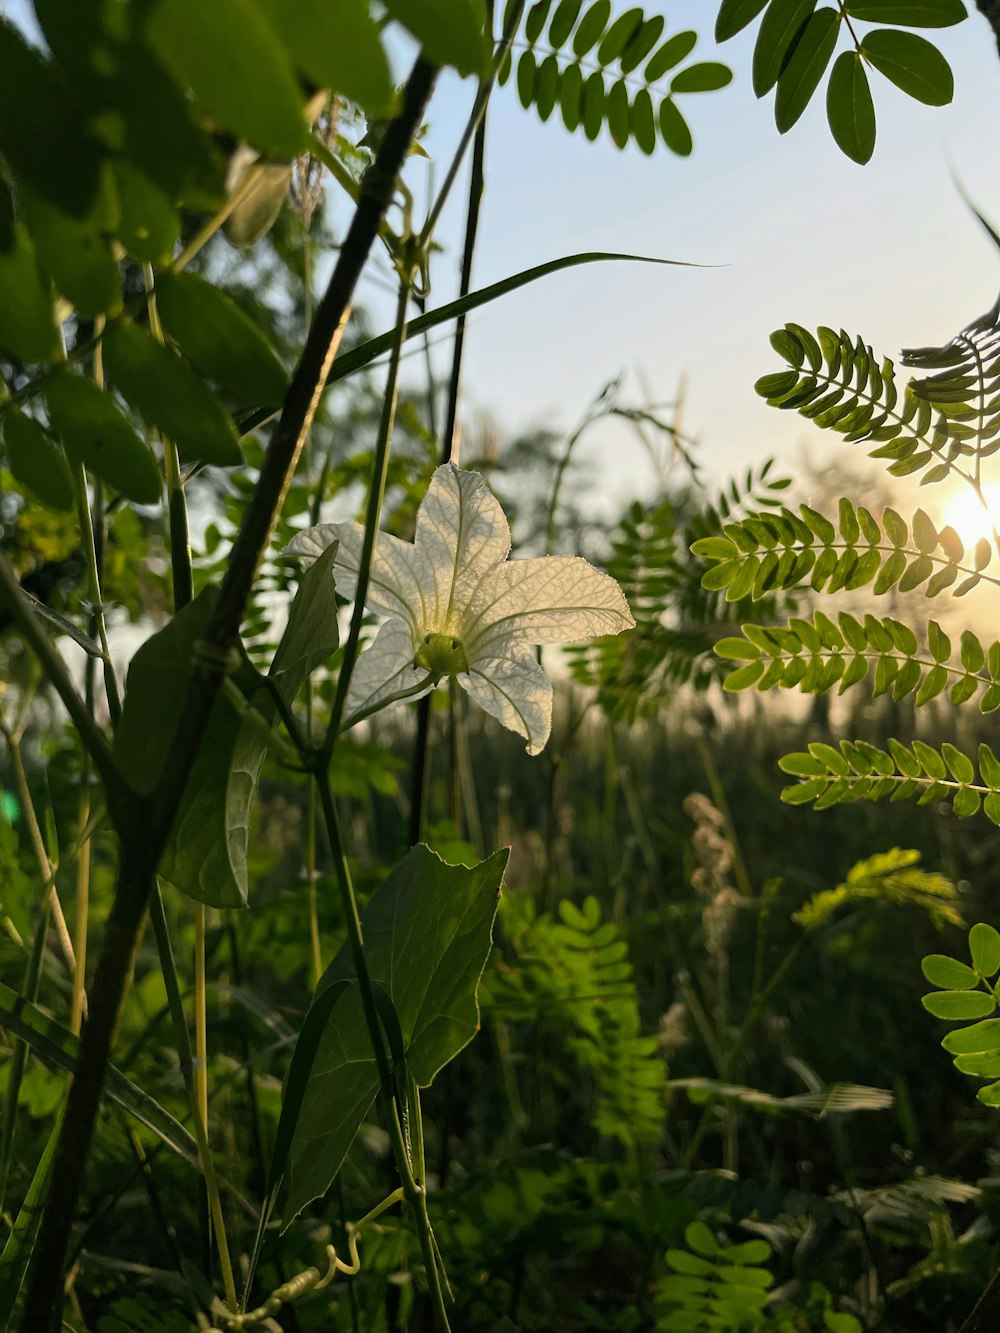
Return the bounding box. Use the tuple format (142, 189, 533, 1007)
(413, 632, 469, 682)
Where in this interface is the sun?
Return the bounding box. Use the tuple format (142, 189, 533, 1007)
(940, 485, 1000, 549)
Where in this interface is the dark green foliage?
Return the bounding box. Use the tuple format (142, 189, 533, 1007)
(485, 893, 665, 1148)
(501, 0, 732, 154)
(715, 0, 964, 159)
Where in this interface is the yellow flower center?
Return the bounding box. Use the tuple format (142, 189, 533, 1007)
(413, 632, 469, 682)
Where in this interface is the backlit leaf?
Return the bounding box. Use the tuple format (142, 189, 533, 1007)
(285, 845, 507, 1217)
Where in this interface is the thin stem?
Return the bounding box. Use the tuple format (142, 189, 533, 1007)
(70, 755, 91, 1036)
(322, 278, 411, 755)
(418, 2, 524, 249)
(2, 724, 75, 978)
(313, 772, 452, 1329)
(19, 57, 439, 1330)
(307, 781, 322, 989)
(148, 891, 239, 1311)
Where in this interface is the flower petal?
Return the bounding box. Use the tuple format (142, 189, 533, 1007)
(414, 464, 511, 632)
(344, 619, 433, 722)
(459, 647, 553, 755)
(462, 556, 634, 655)
(284, 521, 436, 638)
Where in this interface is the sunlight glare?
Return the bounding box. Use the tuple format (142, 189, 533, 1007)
(941, 486, 1000, 548)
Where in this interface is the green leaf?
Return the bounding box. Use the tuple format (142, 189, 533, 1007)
(753, 0, 818, 98)
(153, 546, 342, 907)
(517, 50, 537, 108)
(942, 742, 974, 783)
(631, 88, 657, 153)
(826, 50, 875, 164)
(724, 661, 766, 691)
(955, 1052, 1000, 1077)
(285, 845, 507, 1218)
(383, 0, 489, 76)
(928, 621, 952, 662)
(922, 954, 979, 989)
(685, 1221, 719, 1256)
(157, 681, 268, 909)
(255, 0, 393, 113)
(0, 19, 103, 217)
(112, 163, 180, 264)
(0, 1105, 63, 1328)
(573, 0, 612, 56)
(970, 923, 1000, 978)
(1, 411, 74, 512)
(658, 97, 693, 154)
(606, 79, 630, 147)
(976, 1081, 1000, 1107)
(844, 0, 967, 25)
(645, 32, 698, 79)
(0, 980, 197, 1166)
(114, 588, 219, 797)
(597, 7, 644, 64)
(670, 62, 733, 93)
(549, 0, 583, 47)
(941, 1018, 1000, 1055)
(46, 368, 161, 504)
(716, 0, 770, 40)
(921, 990, 995, 1019)
(271, 542, 342, 693)
(861, 28, 953, 103)
(774, 8, 840, 131)
(104, 322, 242, 467)
(156, 271, 290, 407)
(980, 744, 1000, 787)
(0, 225, 60, 364)
(21, 187, 121, 318)
(145, 0, 309, 157)
(583, 70, 605, 140)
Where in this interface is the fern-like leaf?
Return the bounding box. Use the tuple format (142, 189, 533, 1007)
(714, 608, 1000, 713)
(501, 0, 732, 155)
(795, 847, 962, 930)
(922, 922, 1000, 1107)
(484, 894, 666, 1148)
(654, 1221, 773, 1332)
(692, 498, 998, 602)
(777, 738, 1000, 823)
(756, 317, 1000, 486)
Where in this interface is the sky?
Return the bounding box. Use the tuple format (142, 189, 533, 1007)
(352, 6, 1000, 530)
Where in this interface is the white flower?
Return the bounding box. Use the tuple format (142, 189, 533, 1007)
(284, 463, 634, 754)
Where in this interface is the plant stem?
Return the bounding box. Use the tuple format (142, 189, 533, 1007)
(70, 756, 91, 1036)
(313, 772, 452, 1329)
(322, 278, 411, 755)
(418, 1, 523, 249)
(18, 57, 438, 1330)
